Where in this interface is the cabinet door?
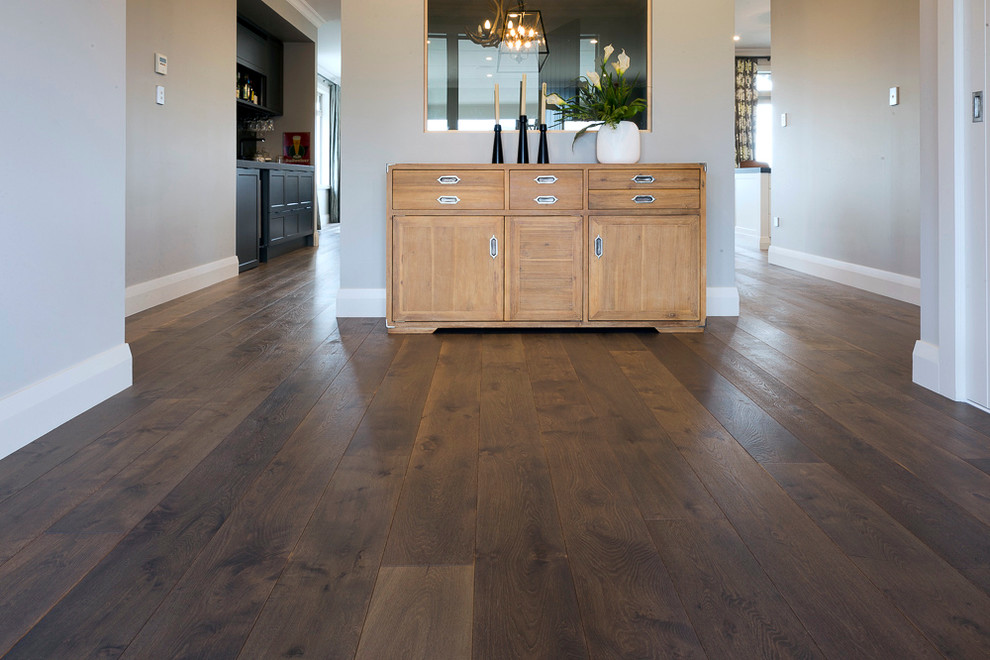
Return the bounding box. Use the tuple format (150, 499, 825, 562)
(588, 216, 701, 321)
(506, 216, 583, 321)
(236, 169, 260, 271)
(392, 216, 504, 322)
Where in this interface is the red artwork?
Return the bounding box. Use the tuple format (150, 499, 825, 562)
(283, 132, 311, 165)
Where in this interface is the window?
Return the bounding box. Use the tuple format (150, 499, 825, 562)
(754, 70, 772, 166)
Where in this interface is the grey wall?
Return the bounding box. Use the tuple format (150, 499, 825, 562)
(338, 0, 736, 303)
(126, 0, 237, 287)
(272, 42, 317, 158)
(0, 0, 128, 433)
(771, 0, 921, 277)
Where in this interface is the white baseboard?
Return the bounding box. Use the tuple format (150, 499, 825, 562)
(336, 288, 387, 317)
(759, 236, 771, 251)
(768, 245, 920, 305)
(707, 286, 740, 317)
(912, 340, 940, 393)
(0, 343, 133, 460)
(126, 257, 239, 316)
(335, 286, 741, 319)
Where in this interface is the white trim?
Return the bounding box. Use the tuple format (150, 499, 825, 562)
(707, 286, 740, 317)
(912, 340, 942, 393)
(286, 0, 326, 27)
(0, 344, 132, 460)
(735, 226, 761, 250)
(768, 245, 921, 305)
(336, 288, 387, 317)
(126, 257, 239, 317)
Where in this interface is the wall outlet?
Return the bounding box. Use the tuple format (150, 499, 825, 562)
(156, 85, 165, 105)
(780, 113, 788, 127)
(773, 216, 781, 227)
(889, 86, 899, 106)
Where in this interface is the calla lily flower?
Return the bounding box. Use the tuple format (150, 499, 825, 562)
(603, 44, 614, 63)
(586, 70, 601, 88)
(613, 49, 631, 75)
(545, 93, 566, 107)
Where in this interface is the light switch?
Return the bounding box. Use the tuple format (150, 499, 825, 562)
(155, 52, 167, 75)
(889, 86, 899, 106)
(780, 113, 788, 127)
(156, 85, 165, 105)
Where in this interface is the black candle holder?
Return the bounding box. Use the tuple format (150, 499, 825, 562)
(492, 124, 504, 164)
(537, 124, 549, 164)
(517, 115, 529, 164)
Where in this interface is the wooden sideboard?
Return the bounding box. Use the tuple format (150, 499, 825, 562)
(386, 163, 706, 333)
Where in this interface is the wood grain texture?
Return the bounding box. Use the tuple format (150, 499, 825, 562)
(355, 565, 474, 660)
(506, 215, 583, 321)
(474, 333, 587, 659)
(383, 333, 481, 565)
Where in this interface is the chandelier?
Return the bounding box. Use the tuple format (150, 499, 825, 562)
(466, 1, 549, 72)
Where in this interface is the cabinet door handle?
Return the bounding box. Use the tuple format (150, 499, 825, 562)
(632, 174, 655, 184)
(535, 195, 558, 205)
(437, 195, 460, 205)
(534, 175, 558, 184)
(437, 175, 461, 185)
(490, 235, 498, 259)
(595, 234, 603, 259)
(633, 195, 656, 204)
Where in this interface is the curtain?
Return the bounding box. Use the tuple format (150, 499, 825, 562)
(735, 57, 759, 166)
(327, 79, 341, 224)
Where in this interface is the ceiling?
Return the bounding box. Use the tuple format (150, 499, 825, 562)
(308, 0, 771, 80)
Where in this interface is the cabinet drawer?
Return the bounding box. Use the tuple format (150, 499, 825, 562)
(509, 171, 583, 210)
(589, 189, 700, 210)
(392, 170, 504, 210)
(589, 168, 700, 190)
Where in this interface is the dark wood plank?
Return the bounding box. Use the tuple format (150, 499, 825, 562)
(3, 321, 374, 659)
(647, 519, 823, 659)
(614, 346, 942, 659)
(643, 333, 990, 594)
(354, 565, 474, 659)
(474, 333, 587, 659)
(382, 333, 482, 566)
(524, 334, 706, 659)
(558, 333, 727, 520)
(236, 334, 442, 659)
(768, 462, 990, 658)
(971, 458, 990, 476)
(118, 325, 401, 659)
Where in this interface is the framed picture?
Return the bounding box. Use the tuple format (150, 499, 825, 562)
(283, 131, 311, 165)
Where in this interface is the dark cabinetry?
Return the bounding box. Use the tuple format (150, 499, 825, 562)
(236, 18, 282, 116)
(236, 168, 261, 271)
(264, 169, 314, 258)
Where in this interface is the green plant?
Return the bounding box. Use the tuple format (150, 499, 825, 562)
(546, 44, 647, 143)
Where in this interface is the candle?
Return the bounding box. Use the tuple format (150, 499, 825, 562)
(540, 82, 547, 123)
(520, 73, 526, 115)
(494, 84, 500, 124)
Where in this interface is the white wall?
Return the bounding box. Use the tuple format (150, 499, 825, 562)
(126, 0, 239, 314)
(337, 0, 738, 317)
(0, 0, 132, 457)
(770, 0, 921, 303)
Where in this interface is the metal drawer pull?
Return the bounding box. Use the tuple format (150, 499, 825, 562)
(437, 195, 460, 205)
(633, 195, 656, 204)
(437, 175, 461, 185)
(490, 235, 498, 259)
(595, 234, 603, 259)
(535, 195, 558, 205)
(534, 175, 558, 184)
(632, 174, 655, 184)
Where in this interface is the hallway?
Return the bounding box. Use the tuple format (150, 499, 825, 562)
(1, 232, 989, 658)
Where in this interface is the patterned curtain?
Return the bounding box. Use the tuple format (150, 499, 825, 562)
(735, 58, 759, 166)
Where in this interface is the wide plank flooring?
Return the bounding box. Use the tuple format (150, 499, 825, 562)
(2, 231, 990, 658)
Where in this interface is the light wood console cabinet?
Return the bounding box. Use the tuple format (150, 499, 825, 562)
(386, 163, 706, 333)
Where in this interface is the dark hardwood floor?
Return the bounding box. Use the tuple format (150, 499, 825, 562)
(2, 229, 990, 658)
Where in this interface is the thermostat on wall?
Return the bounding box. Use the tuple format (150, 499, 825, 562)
(155, 53, 167, 75)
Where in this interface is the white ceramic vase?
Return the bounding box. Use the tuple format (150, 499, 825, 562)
(596, 121, 641, 164)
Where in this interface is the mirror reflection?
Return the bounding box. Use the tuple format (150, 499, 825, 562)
(427, 0, 649, 131)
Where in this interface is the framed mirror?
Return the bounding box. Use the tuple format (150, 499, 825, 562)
(426, 0, 650, 131)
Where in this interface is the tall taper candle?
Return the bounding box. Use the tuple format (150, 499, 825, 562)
(540, 82, 547, 123)
(520, 74, 526, 115)
(494, 84, 500, 124)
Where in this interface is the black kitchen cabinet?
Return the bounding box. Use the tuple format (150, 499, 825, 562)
(237, 161, 314, 266)
(236, 168, 261, 271)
